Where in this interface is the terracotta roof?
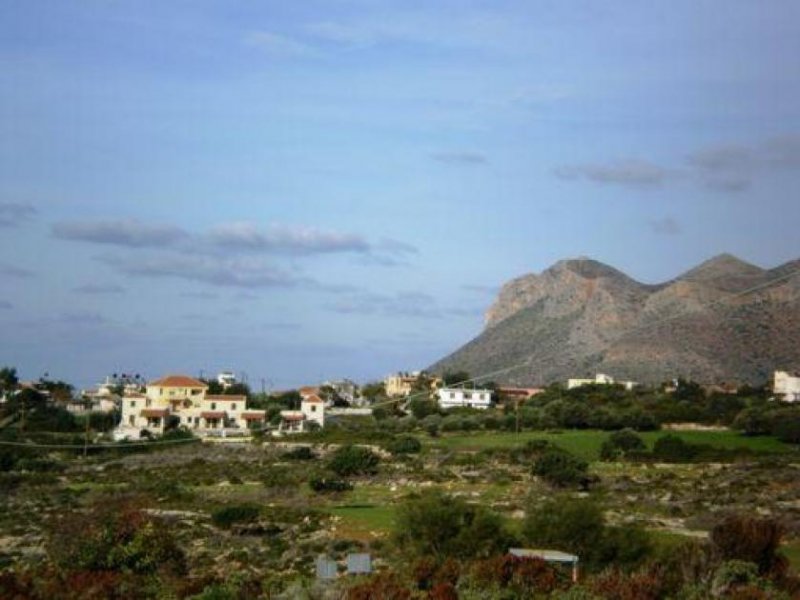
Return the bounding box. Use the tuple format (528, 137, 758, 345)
(148, 375, 207, 388)
(205, 395, 247, 402)
(299, 386, 319, 397)
(201, 411, 225, 419)
(282, 414, 305, 421)
(242, 411, 266, 420)
(302, 394, 324, 404)
(140, 409, 169, 418)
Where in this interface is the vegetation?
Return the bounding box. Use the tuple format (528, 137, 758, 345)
(0, 364, 799, 597)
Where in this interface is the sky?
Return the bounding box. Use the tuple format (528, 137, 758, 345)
(1, 1, 799, 389)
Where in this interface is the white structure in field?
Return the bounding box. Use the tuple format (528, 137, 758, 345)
(437, 387, 493, 410)
(114, 374, 266, 440)
(774, 371, 800, 402)
(567, 373, 637, 391)
(276, 394, 326, 434)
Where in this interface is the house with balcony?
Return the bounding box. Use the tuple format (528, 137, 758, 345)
(276, 394, 326, 435)
(114, 374, 266, 440)
(437, 387, 493, 410)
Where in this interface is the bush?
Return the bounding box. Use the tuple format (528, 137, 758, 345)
(386, 435, 422, 455)
(47, 501, 186, 575)
(600, 429, 646, 461)
(710, 514, 786, 576)
(309, 477, 353, 493)
(211, 504, 261, 529)
(652, 435, 698, 462)
(523, 497, 652, 572)
(282, 446, 317, 460)
(328, 445, 380, 476)
(394, 489, 512, 560)
(532, 449, 590, 488)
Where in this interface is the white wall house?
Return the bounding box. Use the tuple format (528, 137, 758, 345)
(437, 387, 493, 410)
(276, 394, 325, 435)
(567, 373, 637, 391)
(774, 371, 800, 402)
(115, 374, 266, 440)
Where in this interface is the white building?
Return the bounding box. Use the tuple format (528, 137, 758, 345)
(217, 371, 237, 389)
(276, 394, 325, 434)
(437, 387, 493, 410)
(567, 373, 637, 391)
(774, 371, 800, 402)
(114, 374, 266, 440)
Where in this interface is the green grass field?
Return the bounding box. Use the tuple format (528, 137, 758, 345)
(422, 429, 795, 461)
(327, 504, 396, 539)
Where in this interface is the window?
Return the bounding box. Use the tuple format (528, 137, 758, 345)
(311, 405, 317, 412)
(449, 392, 455, 399)
(130, 400, 136, 408)
(146, 398, 152, 407)
(465, 393, 472, 400)
(232, 403, 237, 410)
(211, 402, 216, 410)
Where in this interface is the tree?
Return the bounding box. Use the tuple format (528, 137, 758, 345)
(394, 489, 511, 560)
(0, 366, 18, 392)
(408, 398, 439, 420)
(443, 371, 471, 387)
(523, 497, 605, 566)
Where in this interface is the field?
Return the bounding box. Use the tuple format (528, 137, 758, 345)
(2, 426, 799, 596)
(423, 428, 796, 460)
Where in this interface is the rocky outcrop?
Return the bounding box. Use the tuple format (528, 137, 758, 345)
(432, 254, 800, 385)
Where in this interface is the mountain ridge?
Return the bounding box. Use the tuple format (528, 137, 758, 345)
(432, 254, 800, 385)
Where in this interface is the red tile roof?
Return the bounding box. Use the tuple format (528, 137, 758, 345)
(148, 375, 207, 388)
(242, 411, 266, 420)
(140, 409, 169, 418)
(282, 414, 305, 421)
(205, 395, 247, 402)
(299, 386, 319, 397)
(201, 411, 225, 419)
(302, 394, 324, 404)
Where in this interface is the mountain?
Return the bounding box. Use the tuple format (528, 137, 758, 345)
(431, 255, 800, 385)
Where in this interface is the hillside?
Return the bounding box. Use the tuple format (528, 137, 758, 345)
(431, 255, 800, 385)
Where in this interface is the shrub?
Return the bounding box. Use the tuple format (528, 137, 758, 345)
(523, 497, 605, 566)
(211, 504, 261, 529)
(394, 489, 512, 560)
(710, 514, 786, 576)
(309, 477, 353, 493)
(282, 446, 317, 460)
(386, 435, 422, 455)
(600, 429, 646, 461)
(346, 572, 411, 600)
(652, 435, 698, 462)
(532, 449, 590, 488)
(47, 501, 186, 575)
(328, 445, 380, 476)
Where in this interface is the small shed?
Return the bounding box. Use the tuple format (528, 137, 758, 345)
(509, 548, 580, 582)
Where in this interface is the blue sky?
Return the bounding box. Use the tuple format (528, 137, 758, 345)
(1, 1, 799, 389)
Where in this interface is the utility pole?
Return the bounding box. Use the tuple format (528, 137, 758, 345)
(83, 415, 90, 459)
